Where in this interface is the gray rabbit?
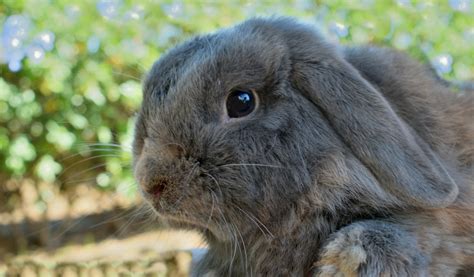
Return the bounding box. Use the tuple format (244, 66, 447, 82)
(133, 17, 474, 276)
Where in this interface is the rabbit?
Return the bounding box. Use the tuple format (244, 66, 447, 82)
(132, 17, 474, 276)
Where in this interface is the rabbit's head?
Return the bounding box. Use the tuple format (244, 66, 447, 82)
(133, 18, 458, 240)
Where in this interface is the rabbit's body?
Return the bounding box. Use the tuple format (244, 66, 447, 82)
(133, 18, 473, 276)
(316, 48, 474, 276)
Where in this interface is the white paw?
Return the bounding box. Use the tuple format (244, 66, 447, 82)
(315, 226, 367, 277)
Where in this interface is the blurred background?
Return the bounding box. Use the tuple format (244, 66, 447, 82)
(0, 0, 473, 275)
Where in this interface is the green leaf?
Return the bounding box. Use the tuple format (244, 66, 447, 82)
(36, 155, 62, 182)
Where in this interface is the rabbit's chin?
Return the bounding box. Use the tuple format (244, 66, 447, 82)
(143, 194, 186, 218)
(144, 188, 235, 241)
(152, 208, 234, 242)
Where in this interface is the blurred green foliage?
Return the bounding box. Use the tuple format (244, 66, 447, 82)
(0, 0, 473, 197)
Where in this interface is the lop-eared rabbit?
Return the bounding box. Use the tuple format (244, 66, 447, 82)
(133, 18, 474, 276)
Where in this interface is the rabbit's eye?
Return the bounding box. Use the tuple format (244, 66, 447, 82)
(226, 89, 256, 118)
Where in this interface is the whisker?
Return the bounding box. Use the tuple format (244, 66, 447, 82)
(215, 205, 237, 276)
(59, 148, 128, 162)
(64, 163, 110, 180)
(232, 221, 249, 276)
(204, 171, 272, 239)
(202, 172, 224, 197)
(61, 176, 101, 186)
(85, 206, 143, 231)
(50, 218, 84, 243)
(114, 181, 138, 196)
(74, 142, 131, 149)
(115, 206, 145, 237)
(230, 203, 275, 239)
(133, 62, 148, 72)
(112, 70, 143, 82)
(205, 187, 216, 231)
(59, 154, 125, 177)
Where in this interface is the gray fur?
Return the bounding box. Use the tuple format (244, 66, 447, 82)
(133, 17, 474, 276)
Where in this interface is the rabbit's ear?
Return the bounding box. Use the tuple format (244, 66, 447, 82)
(281, 25, 458, 208)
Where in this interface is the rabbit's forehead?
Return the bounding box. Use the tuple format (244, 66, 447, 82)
(146, 23, 286, 93)
(154, 37, 281, 99)
(141, 25, 290, 130)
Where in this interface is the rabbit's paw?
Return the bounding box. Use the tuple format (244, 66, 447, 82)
(315, 224, 367, 277)
(314, 221, 428, 277)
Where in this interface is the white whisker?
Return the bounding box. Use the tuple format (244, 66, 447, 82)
(231, 203, 275, 239)
(59, 148, 128, 162)
(60, 154, 124, 177)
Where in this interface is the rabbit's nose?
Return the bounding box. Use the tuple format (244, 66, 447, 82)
(134, 156, 173, 200)
(146, 175, 171, 199)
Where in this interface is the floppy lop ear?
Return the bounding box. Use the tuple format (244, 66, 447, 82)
(274, 20, 459, 208)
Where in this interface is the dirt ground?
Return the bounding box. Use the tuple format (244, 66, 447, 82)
(1, 179, 206, 276)
(1, 230, 205, 276)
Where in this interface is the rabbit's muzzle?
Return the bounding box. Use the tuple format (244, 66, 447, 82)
(135, 155, 169, 202)
(134, 147, 205, 212)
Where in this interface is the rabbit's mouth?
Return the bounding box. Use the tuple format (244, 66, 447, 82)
(140, 171, 238, 240)
(134, 147, 247, 240)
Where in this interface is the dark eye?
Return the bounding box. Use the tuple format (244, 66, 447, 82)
(226, 89, 257, 118)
